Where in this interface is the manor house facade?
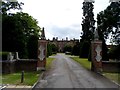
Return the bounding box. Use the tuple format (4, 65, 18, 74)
(47, 37, 79, 52)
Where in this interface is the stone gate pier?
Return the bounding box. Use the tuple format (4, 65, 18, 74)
(37, 27, 47, 71)
(91, 40, 102, 72)
(91, 29, 102, 73)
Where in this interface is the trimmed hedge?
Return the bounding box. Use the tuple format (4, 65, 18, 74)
(0, 52, 9, 60)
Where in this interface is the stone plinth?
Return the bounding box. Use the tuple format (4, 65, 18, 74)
(37, 40, 47, 71)
(91, 40, 102, 73)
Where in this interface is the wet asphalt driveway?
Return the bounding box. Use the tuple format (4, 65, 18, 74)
(34, 53, 120, 89)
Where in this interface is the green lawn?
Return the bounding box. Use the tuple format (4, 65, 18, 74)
(2, 71, 41, 86)
(46, 57, 55, 70)
(2, 57, 55, 86)
(103, 73, 120, 85)
(71, 56, 120, 85)
(70, 56, 91, 70)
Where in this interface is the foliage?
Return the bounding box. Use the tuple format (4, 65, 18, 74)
(72, 42, 80, 56)
(81, 2, 95, 42)
(108, 45, 120, 60)
(80, 2, 95, 59)
(97, 2, 120, 44)
(1, 1, 24, 15)
(63, 45, 72, 53)
(102, 41, 109, 61)
(2, 1, 41, 58)
(88, 47, 91, 61)
(51, 44, 58, 54)
(0, 52, 9, 60)
(47, 43, 52, 57)
(47, 43, 58, 57)
(79, 41, 90, 58)
(27, 35, 38, 59)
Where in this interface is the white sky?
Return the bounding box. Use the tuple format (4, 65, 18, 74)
(17, 0, 110, 40)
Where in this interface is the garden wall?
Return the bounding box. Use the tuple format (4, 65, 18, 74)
(2, 59, 37, 74)
(102, 61, 120, 73)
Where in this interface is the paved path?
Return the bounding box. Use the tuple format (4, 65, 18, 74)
(34, 53, 120, 89)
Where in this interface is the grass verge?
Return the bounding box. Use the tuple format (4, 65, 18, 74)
(103, 73, 120, 85)
(70, 56, 91, 70)
(46, 57, 55, 70)
(71, 56, 120, 85)
(2, 71, 41, 86)
(2, 57, 55, 86)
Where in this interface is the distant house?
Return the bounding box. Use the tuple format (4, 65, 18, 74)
(47, 37, 79, 52)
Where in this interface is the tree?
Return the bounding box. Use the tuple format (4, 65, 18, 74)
(1, 1, 23, 15)
(72, 42, 80, 56)
(97, 2, 120, 60)
(80, 1, 95, 58)
(51, 44, 58, 54)
(2, 1, 41, 58)
(97, 2, 120, 45)
(108, 45, 120, 60)
(27, 35, 38, 59)
(79, 41, 90, 58)
(47, 43, 52, 57)
(63, 45, 72, 53)
(81, 2, 95, 42)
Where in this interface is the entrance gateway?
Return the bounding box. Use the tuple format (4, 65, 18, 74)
(37, 28, 103, 73)
(37, 0, 102, 72)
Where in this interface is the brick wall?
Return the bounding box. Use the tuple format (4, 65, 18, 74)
(102, 61, 120, 73)
(2, 59, 37, 74)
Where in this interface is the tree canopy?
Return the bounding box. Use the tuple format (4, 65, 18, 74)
(80, 2, 95, 58)
(2, 1, 41, 58)
(97, 2, 120, 44)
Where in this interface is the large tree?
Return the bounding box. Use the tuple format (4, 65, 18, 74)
(80, 1, 95, 58)
(97, 2, 120, 44)
(81, 2, 95, 42)
(2, 1, 41, 58)
(97, 2, 120, 60)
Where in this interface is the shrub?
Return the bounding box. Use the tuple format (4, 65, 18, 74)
(108, 45, 120, 60)
(72, 42, 80, 56)
(79, 41, 90, 58)
(63, 45, 72, 53)
(1, 52, 9, 60)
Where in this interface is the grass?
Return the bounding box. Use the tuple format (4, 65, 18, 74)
(46, 57, 55, 70)
(70, 56, 91, 70)
(2, 71, 41, 86)
(2, 57, 55, 86)
(71, 56, 120, 85)
(103, 73, 120, 85)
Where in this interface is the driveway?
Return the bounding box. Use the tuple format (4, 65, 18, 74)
(33, 53, 120, 89)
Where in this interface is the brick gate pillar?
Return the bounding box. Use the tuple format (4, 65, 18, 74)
(91, 40, 102, 73)
(37, 27, 47, 71)
(91, 28, 103, 73)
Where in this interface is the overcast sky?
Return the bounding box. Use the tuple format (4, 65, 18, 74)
(17, 0, 110, 40)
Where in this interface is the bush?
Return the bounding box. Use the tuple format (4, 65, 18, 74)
(79, 41, 90, 58)
(47, 44, 52, 57)
(108, 45, 120, 60)
(88, 47, 91, 61)
(102, 42, 109, 61)
(63, 45, 72, 53)
(1, 52, 9, 60)
(27, 35, 38, 59)
(51, 44, 58, 54)
(72, 42, 80, 56)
